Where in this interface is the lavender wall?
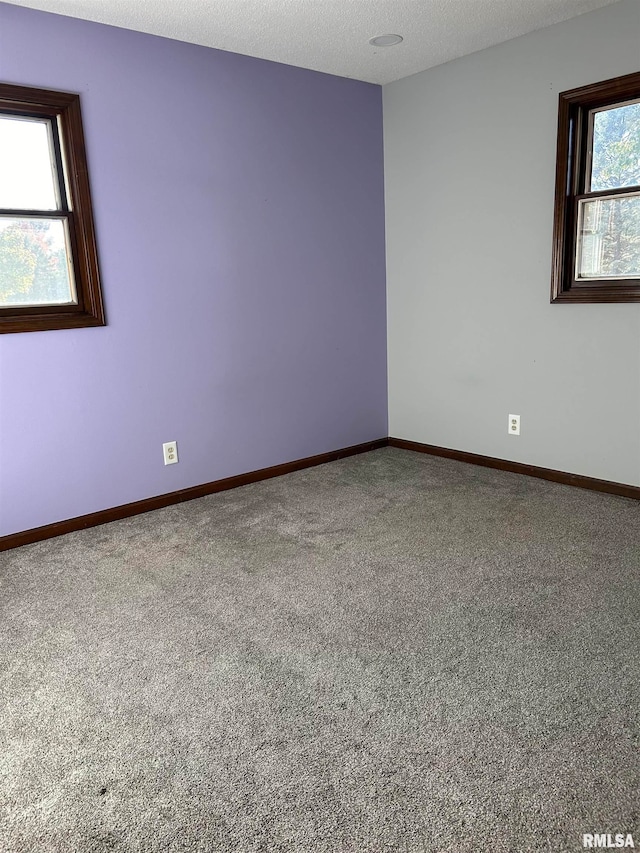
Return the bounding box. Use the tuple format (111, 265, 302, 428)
(0, 3, 387, 537)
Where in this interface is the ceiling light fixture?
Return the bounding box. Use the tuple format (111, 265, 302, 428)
(369, 34, 403, 47)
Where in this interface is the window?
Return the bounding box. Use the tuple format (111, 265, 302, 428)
(551, 71, 640, 303)
(0, 83, 104, 332)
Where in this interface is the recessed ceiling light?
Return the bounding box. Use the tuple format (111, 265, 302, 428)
(369, 34, 403, 47)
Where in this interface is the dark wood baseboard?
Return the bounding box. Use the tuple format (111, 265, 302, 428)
(3, 435, 638, 553)
(388, 437, 640, 501)
(0, 438, 389, 553)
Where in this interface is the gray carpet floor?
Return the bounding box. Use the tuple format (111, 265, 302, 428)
(1, 447, 638, 852)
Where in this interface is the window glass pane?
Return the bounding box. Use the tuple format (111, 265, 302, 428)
(0, 217, 76, 306)
(590, 100, 640, 191)
(576, 194, 640, 279)
(0, 116, 59, 210)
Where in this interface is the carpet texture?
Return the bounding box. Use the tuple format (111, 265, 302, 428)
(1, 448, 638, 852)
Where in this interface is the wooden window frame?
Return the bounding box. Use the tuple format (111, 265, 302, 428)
(0, 83, 105, 333)
(551, 70, 640, 304)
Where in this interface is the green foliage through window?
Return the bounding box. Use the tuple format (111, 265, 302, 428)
(0, 219, 73, 306)
(591, 101, 640, 191)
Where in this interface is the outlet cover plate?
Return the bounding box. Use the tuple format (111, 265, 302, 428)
(163, 441, 179, 465)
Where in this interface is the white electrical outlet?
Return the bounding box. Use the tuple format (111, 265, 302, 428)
(163, 441, 179, 465)
(508, 414, 520, 436)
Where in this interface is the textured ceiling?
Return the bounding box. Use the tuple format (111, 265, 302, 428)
(3, 0, 622, 85)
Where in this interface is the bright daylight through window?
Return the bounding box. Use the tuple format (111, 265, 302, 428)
(551, 71, 640, 303)
(0, 83, 104, 332)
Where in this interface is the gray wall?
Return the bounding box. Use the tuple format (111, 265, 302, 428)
(384, 0, 640, 486)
